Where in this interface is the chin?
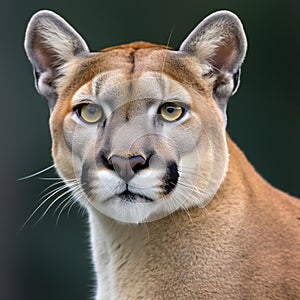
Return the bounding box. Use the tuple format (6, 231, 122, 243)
(88, 194, 179, 224)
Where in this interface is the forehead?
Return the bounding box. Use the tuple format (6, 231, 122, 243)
(72, 71, 192, 106)
(60, 43, 210, 104)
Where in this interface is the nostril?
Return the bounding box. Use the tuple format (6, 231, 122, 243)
(130, 155, 147, 173)
(99, 152, 114, 171)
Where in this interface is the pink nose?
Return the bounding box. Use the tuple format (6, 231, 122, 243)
(109, 155, 147, 182)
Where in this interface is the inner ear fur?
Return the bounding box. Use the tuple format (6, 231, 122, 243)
(24, 10, 89, 109)
(179, 11, 247, 106)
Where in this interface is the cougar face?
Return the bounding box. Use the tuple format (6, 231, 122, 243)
(25, 11, 246, 223)
(51, 51, 227, 223)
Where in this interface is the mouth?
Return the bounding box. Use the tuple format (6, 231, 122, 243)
(117, 189, 154, 203)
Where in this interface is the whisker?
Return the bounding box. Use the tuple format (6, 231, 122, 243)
(170, 190, 218, 244)
(17, 165, 55, 181)
(170, 192, 192, 220)
(54, 181, 84, 225)
(39, 183, 71, 203)
(39, 177, 63, 181)
(19, 193, 56, 232)
(67, 198, 80, 217)
(36, 188, 73, 225)
(160, 194, 176, 224)
(175, 179, 209, 207)
(55, 195, 74, 227)
(37, 178, 77, 203)
(54, 192, 73, 215)
(166, 27, 174, 48)
(68, 184, 88, 218)
(183, 189, 218, 225)
(19, 178, 79, 231)
(39, 177, 78, 182)
(39, 181, 67, 198)
(179, 168, 207, 180)
(54, 179, 81, 226)
(177, 181, 204, 192)
(160, 27, 174, 74)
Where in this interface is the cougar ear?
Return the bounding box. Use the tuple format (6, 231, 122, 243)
(179, 11, 247, 112)
(24, 10, 89, 109)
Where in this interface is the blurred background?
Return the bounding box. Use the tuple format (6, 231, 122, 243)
(1, 1, 299, 299)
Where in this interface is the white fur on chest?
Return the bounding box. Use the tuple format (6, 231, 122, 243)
(88, 208, 149, 300)
(89, 209, 117, 300)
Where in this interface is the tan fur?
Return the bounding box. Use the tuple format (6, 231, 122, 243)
(24, 10, 300, 300)
(90, 137, 299, 299)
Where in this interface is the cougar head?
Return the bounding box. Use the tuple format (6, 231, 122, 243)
(24, 10, 247, 223)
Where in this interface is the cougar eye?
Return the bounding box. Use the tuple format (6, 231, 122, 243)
(159, 102, 185, 122)
(76, 103, 103, 124)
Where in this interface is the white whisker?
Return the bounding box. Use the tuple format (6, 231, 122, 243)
(17, 165, 55, 181)
(39, 177, 63, 181)
(19, 193, 56, 232)
(55, 195, 74, 227)
(169, 192, 192, 220)
(36, 188, 74, 225)
(39, 181, 67, 199)
(19, 177, 80, 231)
(39, 183, 70, 202)
(54, 192, 73, 215)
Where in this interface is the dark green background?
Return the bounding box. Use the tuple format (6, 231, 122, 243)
(1, 1, 299, 299)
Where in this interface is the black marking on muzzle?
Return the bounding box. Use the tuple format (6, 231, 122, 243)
(81, 162, 94, 200)
(162, 161, 179, 194)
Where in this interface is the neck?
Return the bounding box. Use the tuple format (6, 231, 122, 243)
(87, 136, 265, 300)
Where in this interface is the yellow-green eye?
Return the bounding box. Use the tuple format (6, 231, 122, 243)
(78, 103, 103, 124)
(159, 102, 184, 122)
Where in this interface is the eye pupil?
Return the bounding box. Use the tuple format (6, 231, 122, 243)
(166, 107, 175, 114)
(88, 106, 97, 114)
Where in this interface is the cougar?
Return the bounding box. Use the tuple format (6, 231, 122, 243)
(24, 10, 300, 299)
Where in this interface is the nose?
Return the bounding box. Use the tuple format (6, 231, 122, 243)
(108, 155, 148, 182)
